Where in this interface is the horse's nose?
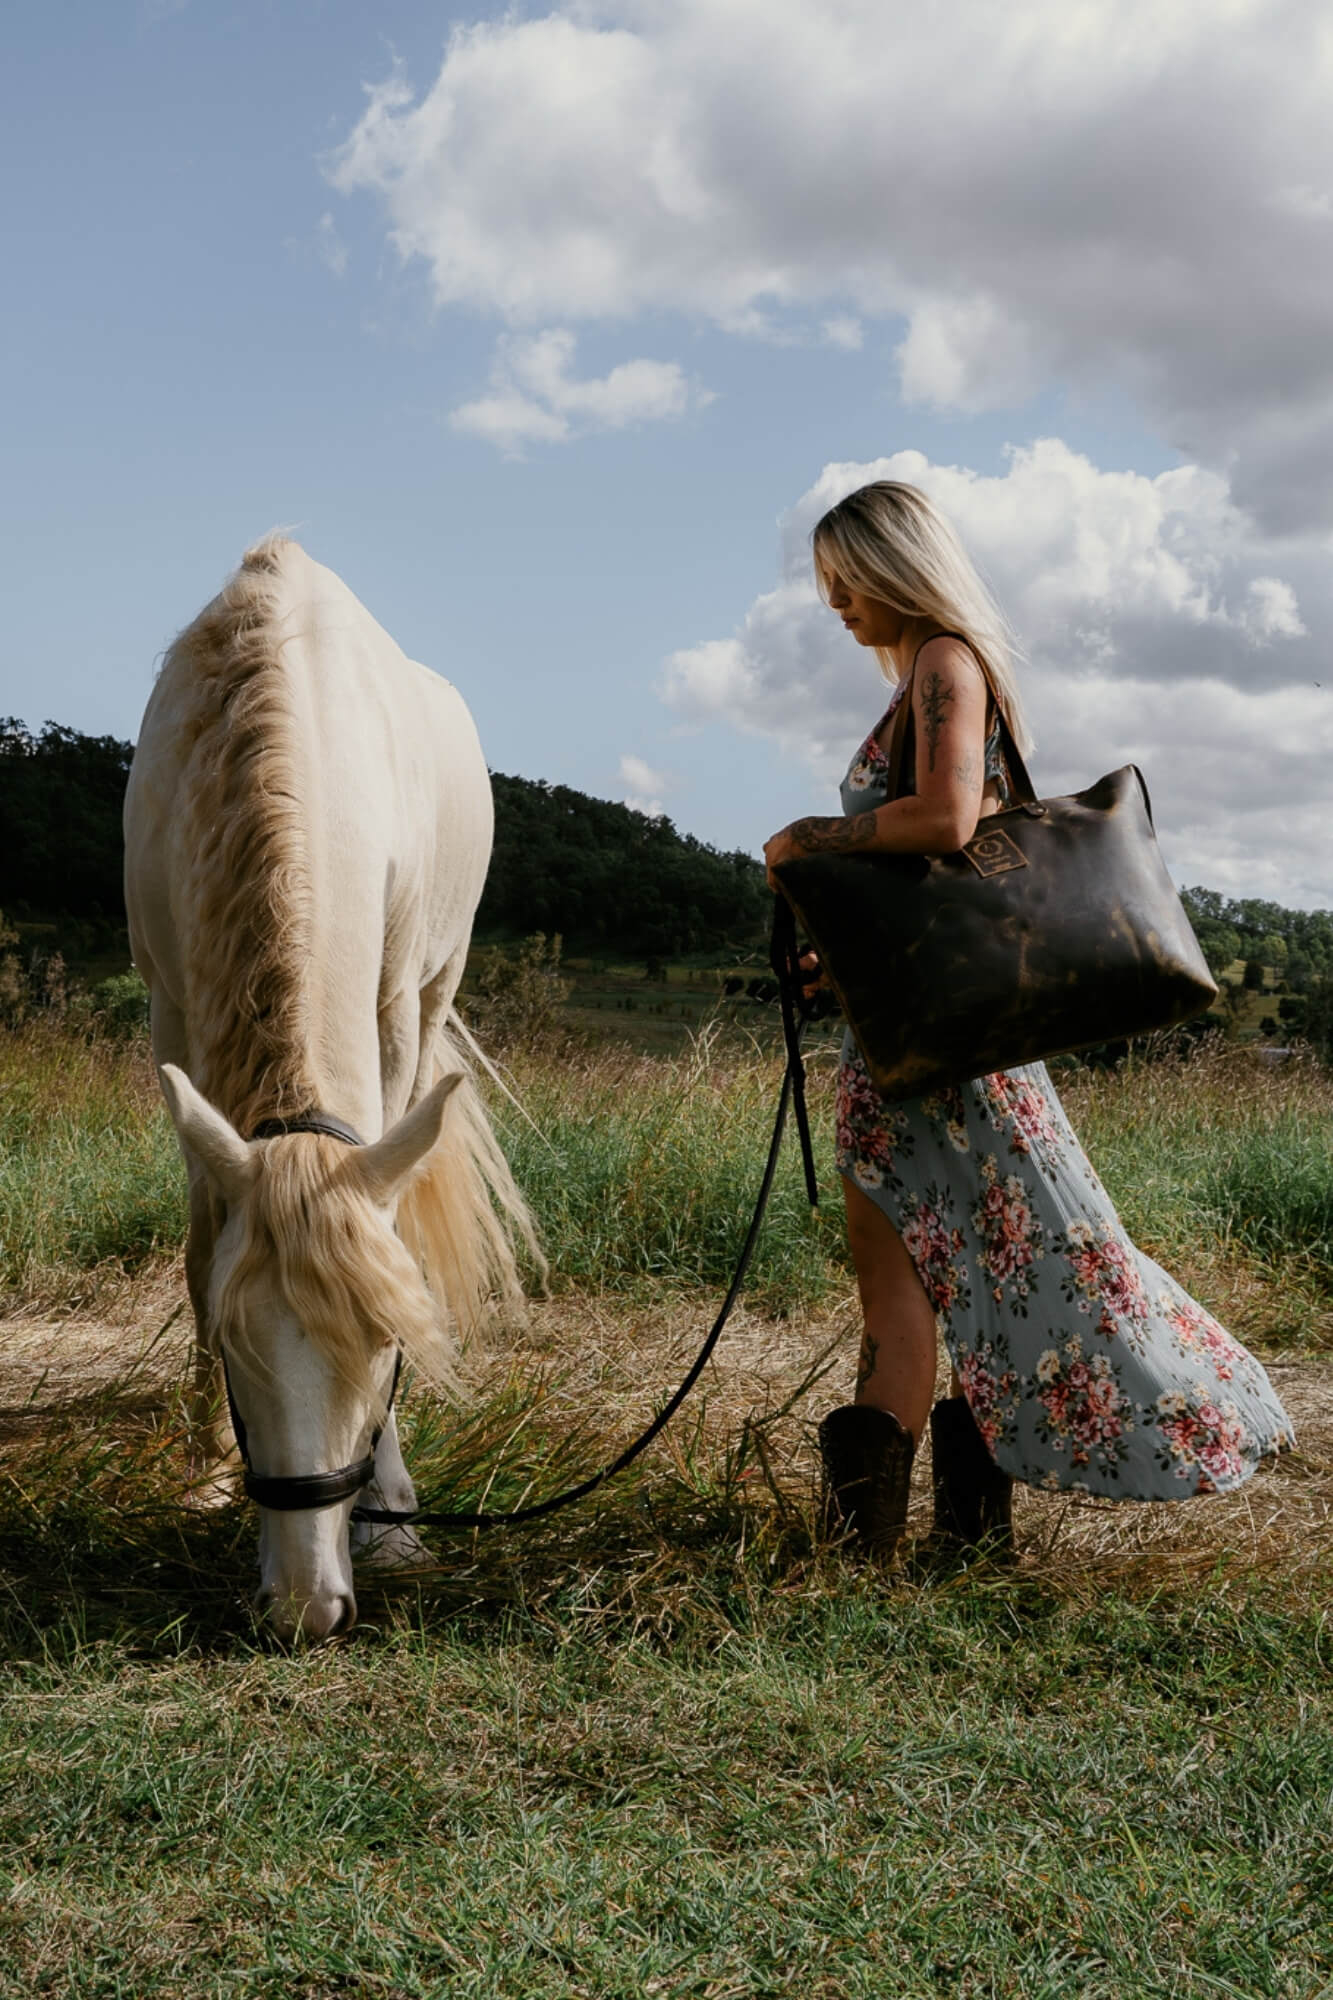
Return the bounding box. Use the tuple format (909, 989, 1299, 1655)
(256, 1586, 358, 1646)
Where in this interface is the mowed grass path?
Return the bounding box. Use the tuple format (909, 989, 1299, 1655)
(1, 1021, 1331, 1995)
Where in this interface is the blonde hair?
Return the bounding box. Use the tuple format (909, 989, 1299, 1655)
(214, 1135, 457, 1414)
(812, 481, 1032, 755)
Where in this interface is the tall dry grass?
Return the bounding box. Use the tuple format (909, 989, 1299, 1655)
(2, 1017, 1330, 1345)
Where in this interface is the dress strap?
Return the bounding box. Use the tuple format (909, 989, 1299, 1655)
(909, 629, 972, 671)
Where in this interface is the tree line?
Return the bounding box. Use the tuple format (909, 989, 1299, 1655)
(2, 719, 1329, 1055)
(1180, 886, 1333, 990)
(0, 720, 770, 964)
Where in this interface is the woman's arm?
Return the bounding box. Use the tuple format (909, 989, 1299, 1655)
(764, 638, 989, 882)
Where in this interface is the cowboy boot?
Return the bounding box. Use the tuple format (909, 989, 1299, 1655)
(927, 1394, 1014, 1559)
(818, 1404, 915, 1558)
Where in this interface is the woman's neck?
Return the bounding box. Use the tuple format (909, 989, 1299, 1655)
(886, 617, 947, 680)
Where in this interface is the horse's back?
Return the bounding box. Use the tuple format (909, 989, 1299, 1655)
(125, 539, 491, 1016)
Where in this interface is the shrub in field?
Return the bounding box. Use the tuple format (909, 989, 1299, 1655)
(463, 932, 573, 1051)
(91, 967, 151, 1038)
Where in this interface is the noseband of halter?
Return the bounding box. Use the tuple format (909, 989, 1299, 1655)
(221, 1110, 402, 1514)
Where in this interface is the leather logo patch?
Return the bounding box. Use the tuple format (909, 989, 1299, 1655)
(963, 827, 1028, 878)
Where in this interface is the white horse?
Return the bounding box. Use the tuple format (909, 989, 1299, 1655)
(125, 537, 535, 1641)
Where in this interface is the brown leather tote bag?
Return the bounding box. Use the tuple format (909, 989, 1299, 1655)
(770, 667, 1217, 1099)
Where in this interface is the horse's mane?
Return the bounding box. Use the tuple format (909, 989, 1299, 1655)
(167, 537, 539, 1384)
(168, 536, 320, 1136)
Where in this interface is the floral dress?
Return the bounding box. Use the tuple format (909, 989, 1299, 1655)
(835, 678, 1294, 1498)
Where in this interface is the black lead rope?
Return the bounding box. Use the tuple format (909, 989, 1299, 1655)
(226, 903, 820, 1531)
(351, 899, 820, 1533)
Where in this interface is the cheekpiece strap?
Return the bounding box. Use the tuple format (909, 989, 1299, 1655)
(249, 1111, 367, 1147)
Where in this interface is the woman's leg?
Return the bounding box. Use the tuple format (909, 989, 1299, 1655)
(842, 1176, 939, 1443)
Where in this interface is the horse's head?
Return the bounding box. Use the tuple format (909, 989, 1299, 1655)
(160, 1066, 461, 1643)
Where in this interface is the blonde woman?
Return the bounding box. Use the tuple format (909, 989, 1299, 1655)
(764, 481, 1292, 1561)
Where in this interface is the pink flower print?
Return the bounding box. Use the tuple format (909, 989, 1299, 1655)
(836, 1050, 913, 1193)
(972, 1155, 1045, 1311)
(980, 1071, 1065, 1164)
(1030, 1336, 1134, 1472)
(1153, 1391, 1251, 1490)
(1161, 1295, 1250, 1384)
(900, 1186, 972, 1322)
(1058, 1221, 1150, 1342)
(955, 1344, 1019, 1451)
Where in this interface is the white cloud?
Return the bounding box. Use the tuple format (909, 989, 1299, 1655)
(619, 752, 671, 818)
(314, 213, 348, 279)
(663, 444, 1333, 907)
(821, 316, 863, 352)
(450, 328, 705, 453)
(330, 0, 1333, 524)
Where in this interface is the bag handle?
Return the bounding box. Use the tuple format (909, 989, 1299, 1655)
(883, 638, 1037, 807)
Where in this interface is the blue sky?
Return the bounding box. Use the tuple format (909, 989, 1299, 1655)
(5, 2, 1330, 903)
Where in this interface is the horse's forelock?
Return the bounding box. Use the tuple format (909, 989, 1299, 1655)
(214, 1138, 458, 1407)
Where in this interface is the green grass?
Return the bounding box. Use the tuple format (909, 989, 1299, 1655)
(493, 1035, 845, 1310)
(0, 1539, 1329, 1995)
(1060, 1041, 1333, 1321)
(3, 1022, 1333, 1994)
(0, 1373, 1330, 1999)
(6, 1019, 1331, 1345)
(0, 1024, 185, 1294)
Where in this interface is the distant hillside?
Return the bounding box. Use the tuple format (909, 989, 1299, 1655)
(0, 721, 768, 961)
(478, 771, 768, 956)
(5, 717, 1328, 975)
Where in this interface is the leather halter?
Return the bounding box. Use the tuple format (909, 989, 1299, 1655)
(222, 1110, 399, 1514)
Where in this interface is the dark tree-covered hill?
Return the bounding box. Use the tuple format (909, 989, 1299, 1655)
(477, 772, 769, 955)
(0, 719, 133, 921)
(0, 722, 769, 958)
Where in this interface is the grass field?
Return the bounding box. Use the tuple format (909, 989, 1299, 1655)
(1, 1018, 1331, 1996)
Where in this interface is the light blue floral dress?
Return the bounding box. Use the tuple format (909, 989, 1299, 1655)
(835, 677, 1294, 1498)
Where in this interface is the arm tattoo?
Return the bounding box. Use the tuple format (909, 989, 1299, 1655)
(952, 750, 981, 791)
(856, 1334, 879, 1395)
(919, 669, 954, 773)
(786, 814, 879, 854)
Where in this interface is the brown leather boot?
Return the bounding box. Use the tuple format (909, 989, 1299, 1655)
(927, 1394, 1014, 1559)
(818, 1404, 915, 1558)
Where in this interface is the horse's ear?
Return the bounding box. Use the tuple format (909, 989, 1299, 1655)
(159, 1064, 258, 1206)
(354, 1073, 463, 1206)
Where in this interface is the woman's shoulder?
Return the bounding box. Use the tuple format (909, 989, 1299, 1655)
(911, 630, 985, 678)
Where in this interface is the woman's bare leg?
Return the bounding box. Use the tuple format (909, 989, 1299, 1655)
(841, 1176, 939, 1443)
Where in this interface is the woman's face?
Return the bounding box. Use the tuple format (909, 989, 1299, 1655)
(819, 562, 906, 649)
